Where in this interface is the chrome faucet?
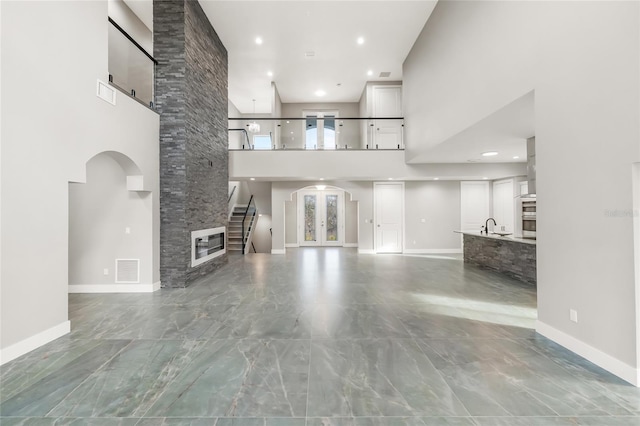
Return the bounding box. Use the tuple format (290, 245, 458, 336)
(485, 218, 497, 234)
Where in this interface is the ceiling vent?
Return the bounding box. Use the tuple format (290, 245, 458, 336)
(379, 72, 391, 78)
(115, 259, 140, 283)
(304, 51, 315, 58)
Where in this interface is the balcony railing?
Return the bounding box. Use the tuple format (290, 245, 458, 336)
(108, 17, 156, 108)
(229, 117, 404, 151)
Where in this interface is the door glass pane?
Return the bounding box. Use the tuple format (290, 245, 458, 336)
(324, 115, 336, 149)
(304, 195, 317, 241)
(325, 194, 338, 241)
(305, 116, 318, 150)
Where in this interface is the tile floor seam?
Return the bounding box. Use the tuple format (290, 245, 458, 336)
(411, 336, 474, 419)
(42, 339, 135, 418)
(304, 336, 312, 426)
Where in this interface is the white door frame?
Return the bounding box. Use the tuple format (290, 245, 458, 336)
(297, 189, 345, 246)
(373, 181, 405, 253)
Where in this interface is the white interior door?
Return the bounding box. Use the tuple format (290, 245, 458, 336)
(372, 86, 403, 149)
(374, 182, 404, 253)
(460, 181, 490, 232)
(298, 190, 344, 246)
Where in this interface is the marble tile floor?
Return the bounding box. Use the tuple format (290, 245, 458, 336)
(1, 248, 639, 425)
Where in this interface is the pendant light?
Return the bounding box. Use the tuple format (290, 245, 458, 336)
(247, 99, 260, 133)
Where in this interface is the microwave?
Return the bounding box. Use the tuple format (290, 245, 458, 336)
(521, 197, 536, 239)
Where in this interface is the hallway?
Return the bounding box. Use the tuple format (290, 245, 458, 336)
(1, 249, 639, 425)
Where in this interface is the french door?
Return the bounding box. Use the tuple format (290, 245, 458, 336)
(298, 190, 344, 246)
(303, 111, 338, 150)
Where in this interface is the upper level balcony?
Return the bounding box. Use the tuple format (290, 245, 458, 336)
(229, 116, 404, 151)
(228, 117, 527, 182)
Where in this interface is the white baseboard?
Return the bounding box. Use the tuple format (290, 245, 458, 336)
(536, 320, 639, 386)
(343, 243, 358, 248)
(68, 281, 161, 293)
(271, 249, 286, 254)
(0, 321, 71, 365)
(358, 249, 375, 254)
(285, 243, 299, 248)
(403, 248, 463, 254)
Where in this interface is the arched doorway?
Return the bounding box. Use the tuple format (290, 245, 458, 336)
(284, 185, 358, 249)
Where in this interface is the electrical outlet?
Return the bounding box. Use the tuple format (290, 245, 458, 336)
(570, 309, 578, 323)
(125, 227, 131, 234)
(103, 268, 109, 276)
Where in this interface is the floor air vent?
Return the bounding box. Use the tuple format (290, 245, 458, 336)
(115, 259, 140, 283)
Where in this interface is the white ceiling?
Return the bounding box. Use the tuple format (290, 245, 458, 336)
(413, 91, 535, 164)
(122, 1, 437, 113)
(199, 1, 437, 113)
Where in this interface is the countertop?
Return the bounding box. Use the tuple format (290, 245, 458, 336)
(454, 230, 537, 245)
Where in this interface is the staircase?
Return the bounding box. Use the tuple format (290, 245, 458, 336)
(228, 204, 256, 254)
(228, 206, 246, 253)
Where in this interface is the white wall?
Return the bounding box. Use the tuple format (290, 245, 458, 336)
(108, 0, 151, 52)
(345, 198, 358, 245)
(404, 0, 640, 382)
(404, 181, 461, 252)
(69, 153, 154, 286)
(1, 0, 160, 360)
(230, 150, 526, 181)
(252, 214, 273, 254)
(285, 197, 297, 245)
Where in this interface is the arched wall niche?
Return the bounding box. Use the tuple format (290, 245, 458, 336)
(68, 150, 157, 292)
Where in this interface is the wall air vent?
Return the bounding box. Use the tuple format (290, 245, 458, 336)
(96, 79, 116, 105)
(379, 72, 391, 78)
(304, 51, 315, 57)
(115, 259, 140, 283)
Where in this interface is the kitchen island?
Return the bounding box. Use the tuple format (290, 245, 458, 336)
(455, 231, 537, 285)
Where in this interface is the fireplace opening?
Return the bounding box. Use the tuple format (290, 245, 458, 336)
(191, 227, 226, 267)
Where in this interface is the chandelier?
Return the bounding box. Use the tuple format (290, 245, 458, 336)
(247, 99, 260, 133)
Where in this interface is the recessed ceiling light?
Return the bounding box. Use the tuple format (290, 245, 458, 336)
(250, 178, 255, 181)
(367, 70, 373, 76)
(267, 71, 273, 77)
(482, 177, 489, 180)
(286, 120, 290, 124)
(315, 89, 326, 97)
(434, 178, 440, 180)
(513, 156, 520, 159)
(482, 151, 498, 157)
(357, 36, 365, 45)
(255, 37, 263, 45)
(319, 178, 324, 181)
(388, 178, 393, 180)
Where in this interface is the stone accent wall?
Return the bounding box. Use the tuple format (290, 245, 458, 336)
(463, 234, 537, 285)
(154, 0, 228, 287)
